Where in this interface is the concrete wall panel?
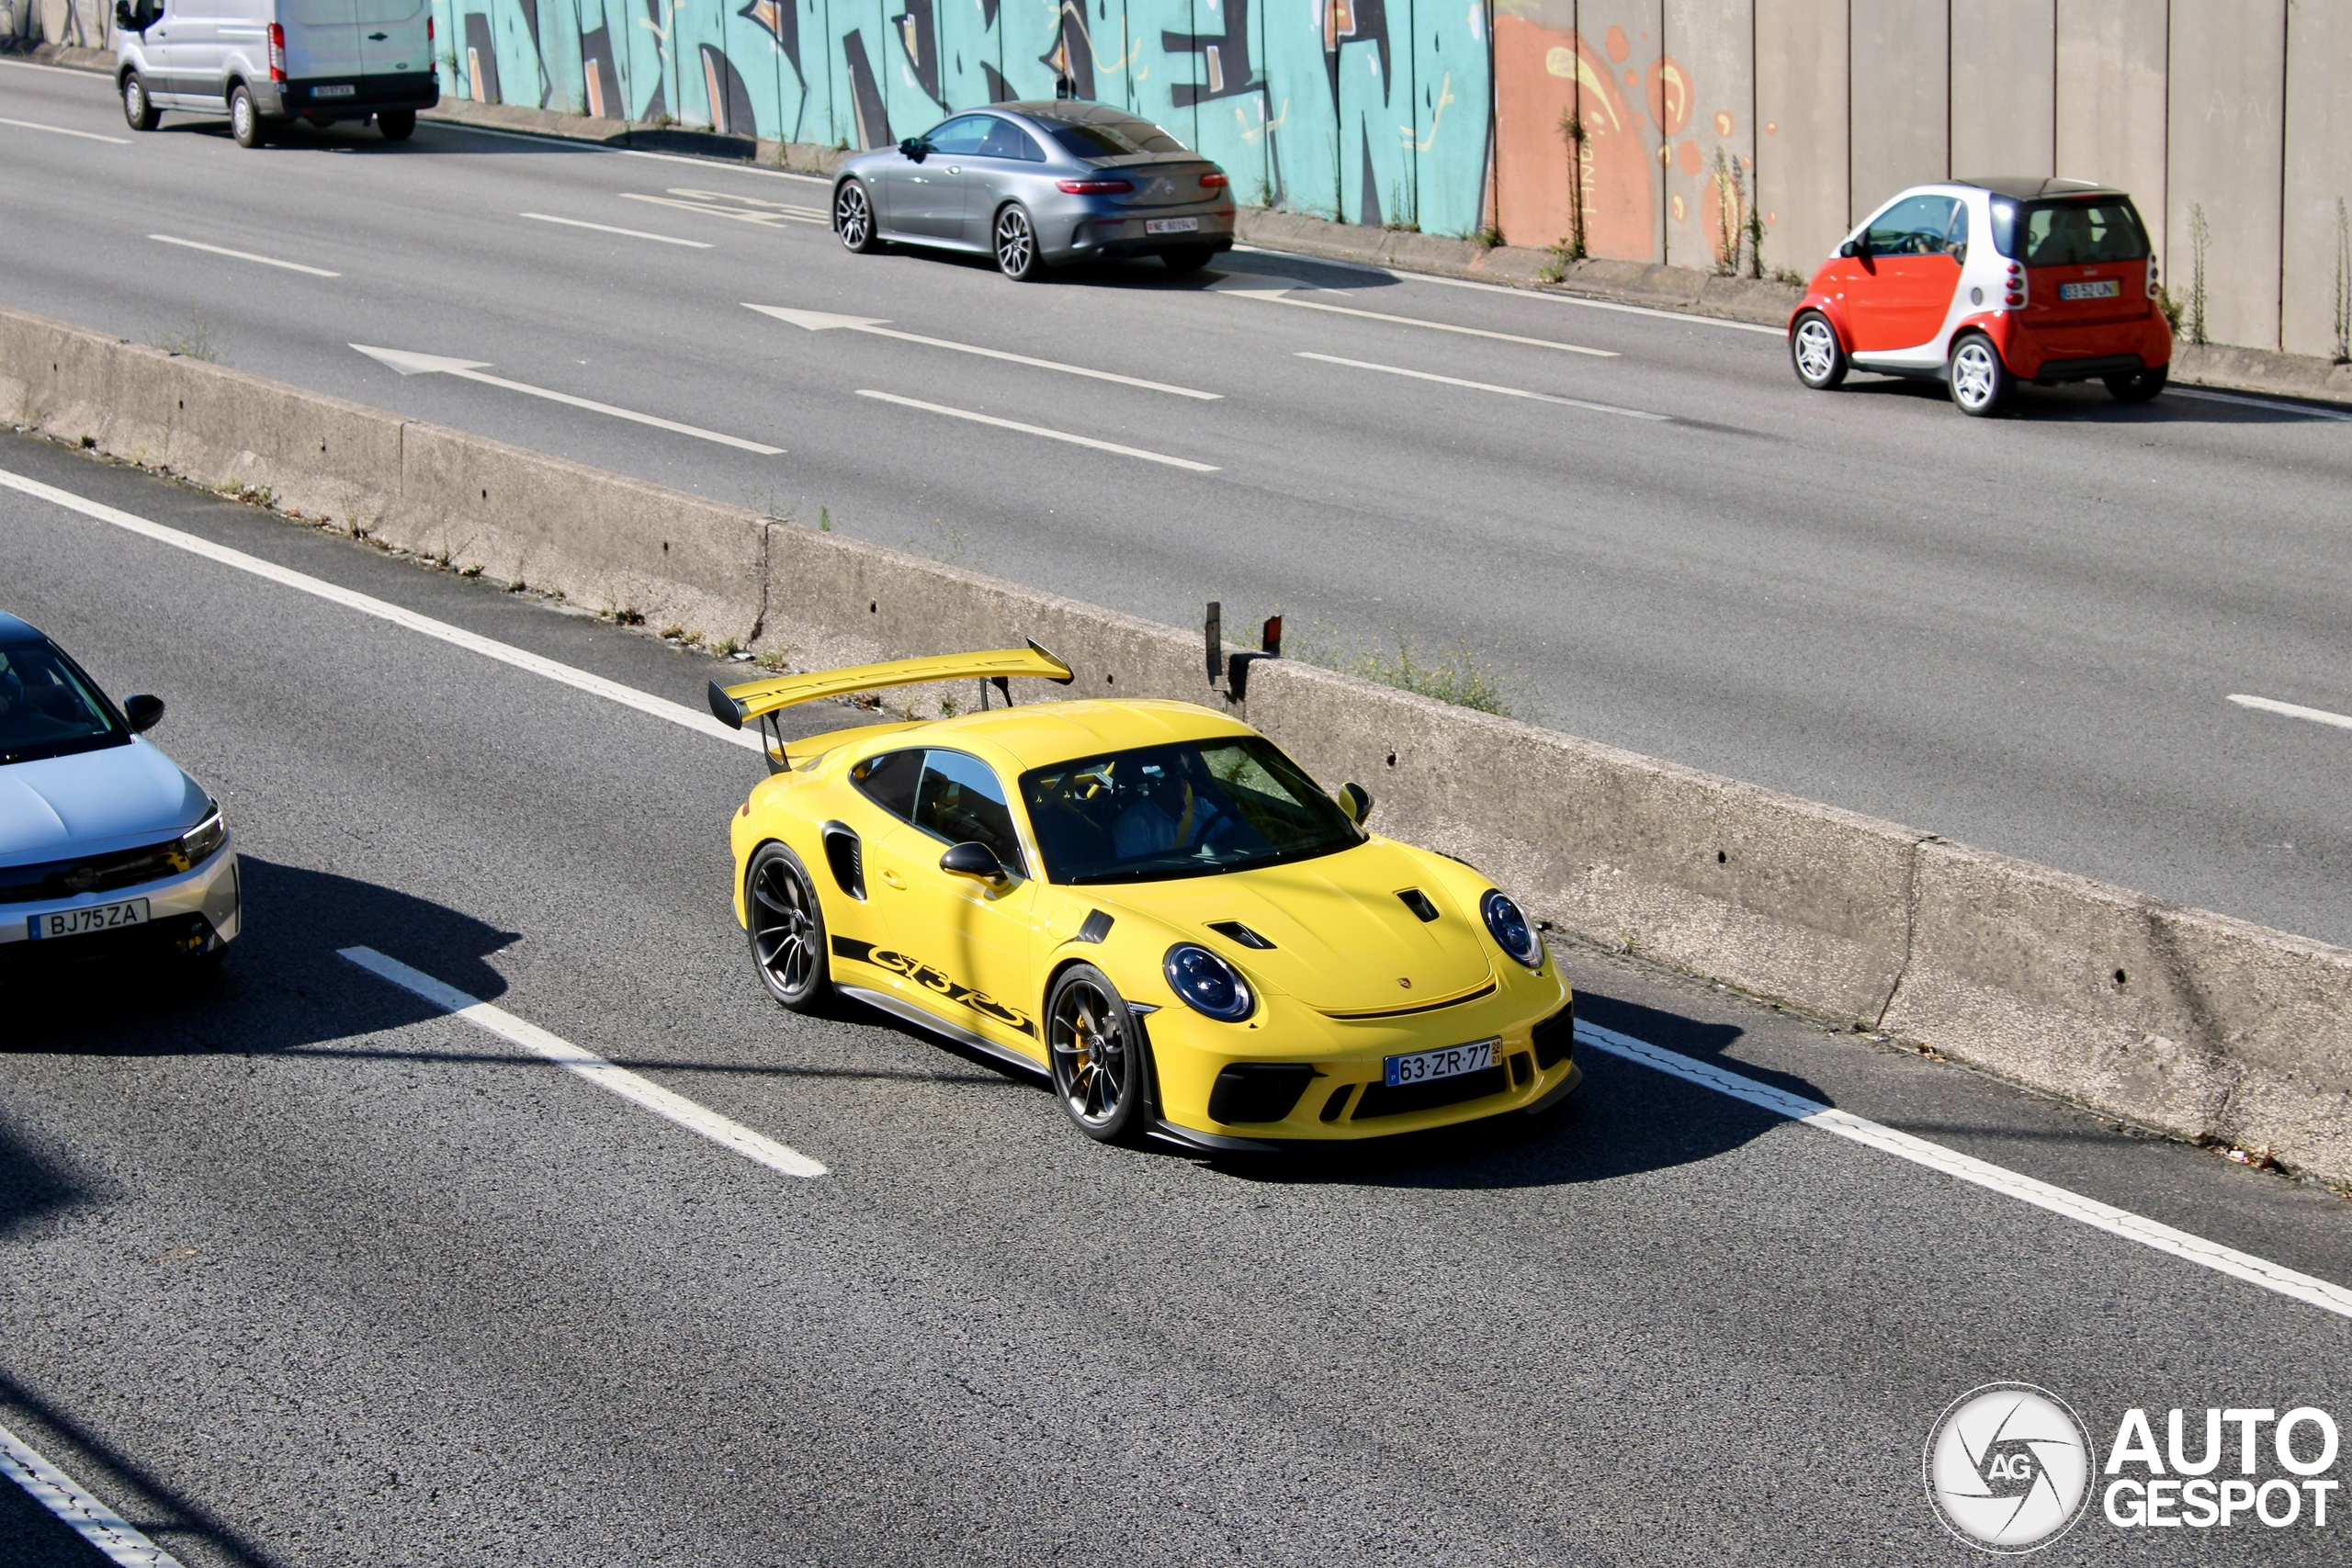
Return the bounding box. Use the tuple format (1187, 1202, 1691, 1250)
(1951, 0, 2054, 179)
(1662, 0, 1758, 271)
(1756, 0, 1850, 274)
(1574, 0, 1668, 260)
(2053, 0, 2167, 251)
(2167, 0, 2288, 350)
(2281, 0, 2352, 359)
(1848, 0, 1947, 221)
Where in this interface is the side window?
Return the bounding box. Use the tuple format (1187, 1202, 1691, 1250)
(913, 750, 1026, 874)
(1866, 196, 1960, 257)
(1942, 200, 1970, 262)
(850, 749, 923, 822)
(924, 115, 994, 156)
(976, 117, 1044, 162)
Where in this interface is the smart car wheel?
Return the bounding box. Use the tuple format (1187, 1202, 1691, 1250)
(378, 108, 416, 141)
(229, 84, 266, 148)
(1790, 310, 1847, 389)
(993, 203, 1045, 281)
(122, 73, 161, 131)
(746, 842, 831, 1012)
(1947, 333, 2013, 417)
(1046, 964, 1149, 1143)
(2105, 366, 2167, 405)
(835, 180, 882, 254)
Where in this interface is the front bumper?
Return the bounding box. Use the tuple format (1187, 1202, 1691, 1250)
(0, 843, 241, 979)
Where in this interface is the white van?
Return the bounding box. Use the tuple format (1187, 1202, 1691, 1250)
(112, 0, 439, 147)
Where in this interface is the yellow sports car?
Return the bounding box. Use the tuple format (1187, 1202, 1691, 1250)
(712, 644, 1578, 1150)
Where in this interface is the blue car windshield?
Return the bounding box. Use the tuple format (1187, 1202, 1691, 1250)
(1020, 736, 1361, 884)
(0, 640, 125, 765)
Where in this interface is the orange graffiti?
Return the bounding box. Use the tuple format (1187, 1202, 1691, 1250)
(1646, 56, 1690, 136)
(1677, 138, 1702, 176)
(1604, 25, 1628, 62)
(1714, 108, 1735, 137)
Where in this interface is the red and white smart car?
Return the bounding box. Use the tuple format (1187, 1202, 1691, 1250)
(1788, 178, 2172, 416)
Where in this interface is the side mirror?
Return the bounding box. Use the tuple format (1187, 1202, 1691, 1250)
(939, 840, 1008, 885)
(1838, 239, 1861, 259)
(1333, 782, 1372, 826)
(116, 0, 137, 27)
(123, 694, 164, 733)
(898, 136, 927, 161)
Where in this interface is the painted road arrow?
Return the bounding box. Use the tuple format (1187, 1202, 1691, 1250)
(741, 305, 1219, 399)
(349, 345, 785, 454)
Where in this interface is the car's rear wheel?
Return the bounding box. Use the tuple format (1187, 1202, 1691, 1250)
(229, 84, 269, 148)
(1789, 310, 1847, 389)
(122, 73, 161, 131)
(1046, 964, 1149, 1143)
(993, 203, 1045, 281)
(835, 179, 882, 253)
(2105, 365, 2167, 404)
(747, 842, 831, 1012)
(379, 108, 416, 141)
(1161, 244, 1216, 275)
(1948, 333, 2013, 417)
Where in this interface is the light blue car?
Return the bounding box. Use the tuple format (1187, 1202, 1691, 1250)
(0, 612, 240, 979)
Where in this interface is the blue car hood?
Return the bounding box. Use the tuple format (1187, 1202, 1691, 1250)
(0, 739, 210, 864)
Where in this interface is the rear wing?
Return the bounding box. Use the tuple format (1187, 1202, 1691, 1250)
(706, 640, 1075, 731)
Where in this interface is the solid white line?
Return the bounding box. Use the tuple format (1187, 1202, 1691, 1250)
(2229, 693, 2352, 731)
(522, 211, 714, 247)
(341, 947, 827, 1178)
(1223, 287, 1617, 355)
(441, 366, 782, 453)
(0, 58, 105, 77)
(418, 121, 826, 183)
(1226, 245, 1790, 335)
(2168, 387, 2352, 422)
(1298, 351, 1668, 421)
(623, 192, 829, 226)
(0, 467, 764, 756)
(854, 390, 1219, 470)
(148, 233, 340, 276)
(0, 1421, 187, 1568)
(1573, 1021, 2352, 1324)
(0, 113, 129, 144)
(744, 304, 1218, 399)
(617, 147, 831, 184)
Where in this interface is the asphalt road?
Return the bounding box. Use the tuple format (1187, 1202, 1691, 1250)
(3, 60, 2351, 964)
(3, 434, 2349, 1565)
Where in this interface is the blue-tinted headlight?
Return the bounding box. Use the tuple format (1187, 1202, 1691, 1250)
(1164, 942, 1254, 1022)
(1481, 890, 1544, 969)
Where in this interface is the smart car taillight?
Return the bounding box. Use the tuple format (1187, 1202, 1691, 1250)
(1199, 171, 1228, 188)
(2146, 255, 2160, 299)
(1056, 178, 1133, 195)
(267, 21, 286, 81)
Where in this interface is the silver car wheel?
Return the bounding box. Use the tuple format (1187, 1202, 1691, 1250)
(835, 180, 876, 252)
(1793, 320, 1837, 381)
(993, 205, 1040, 280)
(1951, 339, 1999, 412)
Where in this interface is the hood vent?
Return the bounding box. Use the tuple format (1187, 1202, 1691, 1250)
(1397, 888, 1440, 922)
(1207, 919, 1275, 950)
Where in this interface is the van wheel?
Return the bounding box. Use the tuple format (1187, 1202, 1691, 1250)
(1947, 333, 2013, 417)
(122, 73, 161, 131)
(229, 84, 266, 148)
(379, 108, 416, 141)
(2105, 366, 2166, 404)
(1790, 310, 1847, 389)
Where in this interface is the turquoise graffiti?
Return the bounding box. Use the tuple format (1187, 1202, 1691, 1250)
(432, 0, 1494, 237)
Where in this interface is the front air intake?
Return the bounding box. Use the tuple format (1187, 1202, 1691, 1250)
(1205, 1063, 1318, 1123)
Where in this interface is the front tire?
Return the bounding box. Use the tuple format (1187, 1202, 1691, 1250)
(122, 73, 162, 131)
(746, 842, 831, 1013)
(1046, 964, 1149, 1143)
(1789, 310, 1847, 389)
(2105, 365, 2167, 404)
(992, 203, 1045, 281)
(834, 179, 883, 254)
(229, 84, 266, 148)
(378, 108, 416, 141)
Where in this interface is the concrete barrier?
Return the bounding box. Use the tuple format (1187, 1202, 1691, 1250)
(4, 302, 2347, 1182)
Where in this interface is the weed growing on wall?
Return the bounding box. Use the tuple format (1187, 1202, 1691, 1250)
(2188, 203, 2211, 346)
(147, 312, 222, 362)
(1289, 620, 1524, 717)
(1556, 111, 1589, 262)
(2334, 197, 2350, 364)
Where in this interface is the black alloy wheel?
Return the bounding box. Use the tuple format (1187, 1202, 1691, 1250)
(229, 84, 266, 148)
(379, 108, 416, 141)
(746, 842, 831, 1012)
(123, 73, 161, 131)
(993, 203, 1045, 281)
(1046, 964, 1149, 1143)
(1161, 245, 1215, 275)
(835, 179, 882, 253)
(2105, 366, 2167, 404)
(1789, 310, 1847, 389)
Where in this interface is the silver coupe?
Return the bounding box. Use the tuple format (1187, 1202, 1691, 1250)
(830, 100, 1237, 280)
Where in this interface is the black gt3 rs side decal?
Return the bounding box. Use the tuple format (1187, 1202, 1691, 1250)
(831, 936, 1038, 1036)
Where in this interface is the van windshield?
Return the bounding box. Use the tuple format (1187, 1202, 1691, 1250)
(1992, 198, 2148, 265)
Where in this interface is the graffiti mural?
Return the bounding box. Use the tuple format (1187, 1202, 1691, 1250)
(428, 0, 1494, 236)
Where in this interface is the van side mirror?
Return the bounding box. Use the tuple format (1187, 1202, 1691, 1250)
(1333, 782, 1372, 825)
(123, 694, 164, 733)
(939, 840, 1008, 885)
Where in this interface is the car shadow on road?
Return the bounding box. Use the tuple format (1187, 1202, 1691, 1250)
(1835, 375, 2346, 424)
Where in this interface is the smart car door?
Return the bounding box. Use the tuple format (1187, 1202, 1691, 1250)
(1849, 195, 1963, 354)
(957, 114, 1047, 243)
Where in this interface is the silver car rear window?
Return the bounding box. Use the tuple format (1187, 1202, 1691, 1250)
(1039, 116, 1188, 159)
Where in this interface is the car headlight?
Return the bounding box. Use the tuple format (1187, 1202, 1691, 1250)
(1164, 942, 1254, 1022)
(176, 803, 228, 869)
(1480, 890, 1544, 970)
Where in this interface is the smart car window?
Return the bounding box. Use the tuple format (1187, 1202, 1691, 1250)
(1019, 737, 1362, 885)
(912, 750, 1025, 874)
(850, 748, 923, 821)
(924, 115, 994, 155)
(975, 118, 1044, 161)
(1943, 200, 1970, 259)
(1040, 115, 1187, 159)
(1865, 196, 1961, 256)
(2017, 199, 2148, 266)
(0, 640, 125, 766)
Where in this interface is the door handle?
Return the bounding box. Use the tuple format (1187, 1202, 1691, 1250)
(368, 29, 387, 39)
(946, 165, 961, 175)
(880, 868, 906, 889)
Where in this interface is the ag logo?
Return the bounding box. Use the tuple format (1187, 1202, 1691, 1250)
(1925, 1383, 2097, 1553)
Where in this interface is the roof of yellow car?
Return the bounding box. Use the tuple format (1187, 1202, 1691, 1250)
(920, 698, 1253, 770)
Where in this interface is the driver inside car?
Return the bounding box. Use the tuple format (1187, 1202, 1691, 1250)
(1114, 754, 1234, 857)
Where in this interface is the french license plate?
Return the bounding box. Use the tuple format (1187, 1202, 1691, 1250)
(313, 84, 356, 97)
(28, 898, 150, 941)
(1146, 217, 1200, 235)
(1384, 1038, 1499, 1088)
(2058, 279, 2120, 300)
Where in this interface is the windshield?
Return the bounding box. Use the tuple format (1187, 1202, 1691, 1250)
(1020, 736, 1361, 884)
(1037, 114, 1188, 160)
(0, 639, 126, 766)
(1993, 197, 2148, 265)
